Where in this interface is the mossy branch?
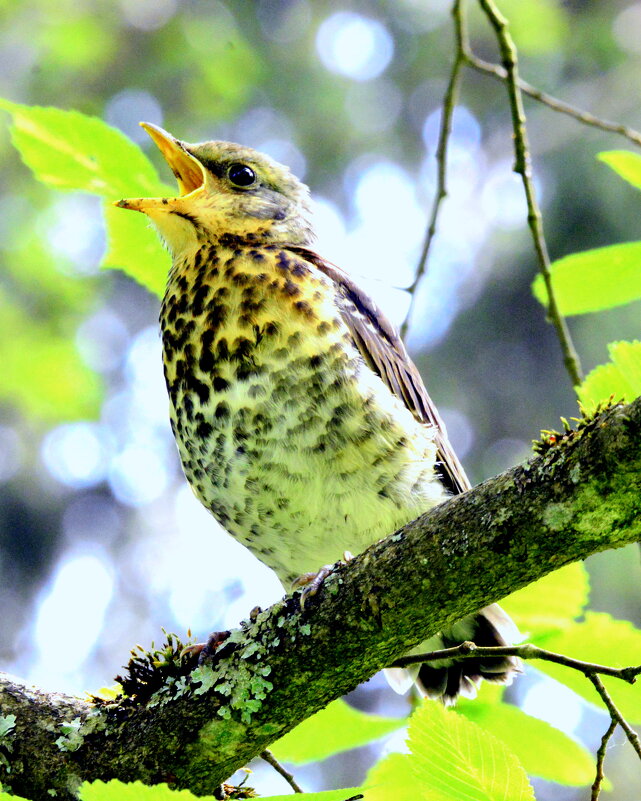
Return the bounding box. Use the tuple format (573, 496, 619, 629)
(1, 397, 641, 799)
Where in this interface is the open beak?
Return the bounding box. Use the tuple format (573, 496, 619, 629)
(114, 122, 205, 212)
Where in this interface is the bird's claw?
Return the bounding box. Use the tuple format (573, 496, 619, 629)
(292, 551, 354, 610)
(180, 630, 231, 664)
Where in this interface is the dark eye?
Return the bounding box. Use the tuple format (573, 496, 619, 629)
(227, 163, 256, 187)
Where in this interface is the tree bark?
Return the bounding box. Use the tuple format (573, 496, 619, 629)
(2, 397, 640, 800)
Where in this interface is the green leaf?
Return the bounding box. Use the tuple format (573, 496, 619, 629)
(102, 203, 169, 298)
(366, 752, 428, 801)
(0, 99, 167, 198)
(501, 563, 589, 639)
(79, 781, 359, 801)
(270, 698, 405, 765)
(259, 792, 363, 801)
(537, 612, 641, 723)
(459, 695, 595, 787)
(577, 340, 641, 412)
(599, 150, 641, 191)
(532, 241, 641, 315)
(366, 701, 534, 801)
(0, 99, 173, 295)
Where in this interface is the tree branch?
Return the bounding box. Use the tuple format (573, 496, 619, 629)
(464, 52, 641, 150)
(392, 642, 641, 683)
(400, 0, 465, 340)
(591, 719, 617, 801)
(2, 397, 641, 799)
(476, 0, 583, 387)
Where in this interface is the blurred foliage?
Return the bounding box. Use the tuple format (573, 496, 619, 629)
(271, 698, 404, 765)
(577, 340, 641, 410)
(2, 0, 641, 798)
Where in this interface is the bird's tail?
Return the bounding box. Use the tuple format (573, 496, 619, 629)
(385, 603, 521, 705)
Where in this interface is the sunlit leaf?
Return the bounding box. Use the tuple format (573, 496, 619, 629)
(599, 150, 641, 191)
(532, 241, 641, 315)
(366, 701, 534, 801)
(501, 563, 589, 638)
(536, 612, 641, 723)
(366, 752, 427, 801)
(270, 698, 405, 765)
(577, 340, 641, 412)
(0, 99, 173, 295)
(0, 99, 166, 198)
(259, 792, 362, 801)
(459, 692, 595, 787)
(102, 203, 169, 298)
(79, 780, 359, 801)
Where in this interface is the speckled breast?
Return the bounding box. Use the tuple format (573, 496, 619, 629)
(160, 242, 443, 585)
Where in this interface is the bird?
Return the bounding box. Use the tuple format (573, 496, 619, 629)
(116, 122, 520, 703)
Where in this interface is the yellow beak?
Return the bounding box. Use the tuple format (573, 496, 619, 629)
(114, 122, 204, 213)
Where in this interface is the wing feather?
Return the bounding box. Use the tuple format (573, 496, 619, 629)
(291, 247, 471, 496)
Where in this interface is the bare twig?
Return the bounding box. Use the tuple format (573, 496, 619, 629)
(476, 0, 583, 386)
(591, 718, 617, 801)
(588, 674, 641, 761)
(260, 749, 303, 793)
(464, 52, 641, 149)
(400, 0, 465, 340)
(390, 641, 641, 684)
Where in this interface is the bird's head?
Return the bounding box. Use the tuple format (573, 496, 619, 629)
(116, 122, 314, 256)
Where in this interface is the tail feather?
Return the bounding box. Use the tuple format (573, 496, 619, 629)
(386, 603, 521, 705)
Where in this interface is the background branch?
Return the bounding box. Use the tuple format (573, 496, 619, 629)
(1, 397, 640, 799)
(400, 0, 465, 340)
(392, 642, 641, 684)
(476, 0, 583, 387)
(591, 719, 618, 801)
(464, 52, 641, 149)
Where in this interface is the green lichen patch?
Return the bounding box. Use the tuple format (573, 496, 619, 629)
(55, 712, 106, 752)
(543, 502, 574, 532)
(0, 713, 16, 776)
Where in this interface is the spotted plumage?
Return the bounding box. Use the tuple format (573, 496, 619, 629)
(117, 123, 520, 702)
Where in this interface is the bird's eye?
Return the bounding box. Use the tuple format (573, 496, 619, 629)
(227, 163, 256, 187)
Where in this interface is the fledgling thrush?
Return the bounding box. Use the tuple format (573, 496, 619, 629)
(116, 123, 520, 703)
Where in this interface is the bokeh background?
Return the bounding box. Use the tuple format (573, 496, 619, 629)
(1, 0, 641, 797)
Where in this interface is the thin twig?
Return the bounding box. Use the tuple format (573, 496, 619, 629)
(464, 52, 641, 149)
(591, 718, 617, 801)
(260, 749, 303, 793)
(390, 640, 641, 684)
(476, 0, 583, 387)
(588, 674, 641, 761)
(400, 0, 466, 340)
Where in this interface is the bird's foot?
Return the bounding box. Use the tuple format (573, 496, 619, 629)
(292, 551, 354, 610)
(181, 629, 231, 664)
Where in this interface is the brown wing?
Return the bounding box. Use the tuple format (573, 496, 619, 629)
(291, 247, 471, 496)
